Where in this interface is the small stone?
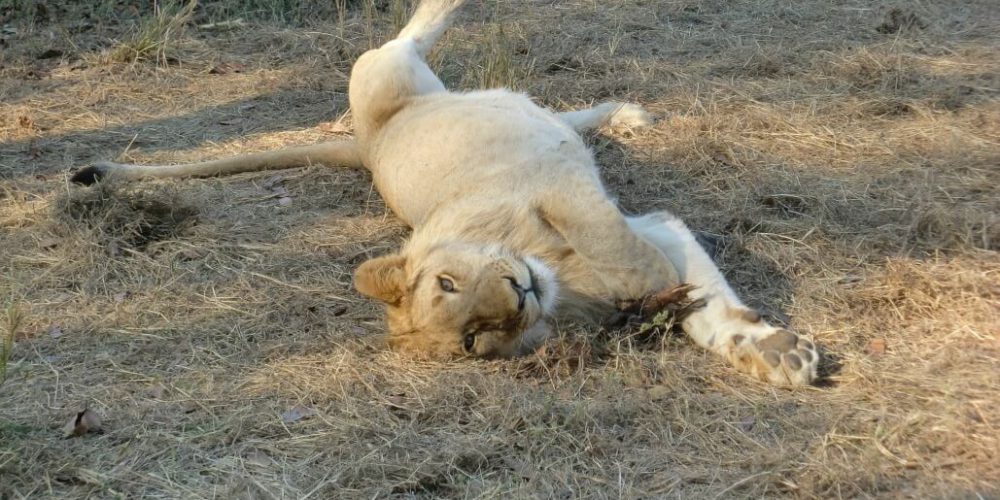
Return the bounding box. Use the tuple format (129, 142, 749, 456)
(261, 174, 284, 190)
(146, 384, 166, 399)
(245, 449, 272, 467)
(281, 406, 316, 423)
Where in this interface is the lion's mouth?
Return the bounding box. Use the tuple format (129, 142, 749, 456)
(525, 264, 540, 300)
(521, 255, 557, 316)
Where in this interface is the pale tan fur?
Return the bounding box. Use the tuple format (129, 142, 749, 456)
(78, 0, 820, 385)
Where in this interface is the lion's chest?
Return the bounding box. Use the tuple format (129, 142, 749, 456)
(367, 92, 597, 227)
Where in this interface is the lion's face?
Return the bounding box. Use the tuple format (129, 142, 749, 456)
(354, 242, 558, 358)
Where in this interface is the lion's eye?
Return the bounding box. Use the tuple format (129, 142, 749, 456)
(439, 277, 456, 292)
(463, 333, 476, 352)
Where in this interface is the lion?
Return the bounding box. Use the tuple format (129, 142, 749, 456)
(72, 0, 820, 386)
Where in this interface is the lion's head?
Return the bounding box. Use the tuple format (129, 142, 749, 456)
(354, 241, 558, 358)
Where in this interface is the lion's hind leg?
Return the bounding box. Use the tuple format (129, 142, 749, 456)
(397, 0, 466, 57)
(349, 1, 460, 142)
(627, 212, 820, 386)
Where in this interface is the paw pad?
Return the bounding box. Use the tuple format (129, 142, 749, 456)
(731, 328, 820, 386)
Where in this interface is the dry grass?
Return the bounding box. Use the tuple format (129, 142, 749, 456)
(1, 0, 999, 497)
(0, 301, 21, 385)
(107, 0, 198, 65)
(459, 19, 534, 91)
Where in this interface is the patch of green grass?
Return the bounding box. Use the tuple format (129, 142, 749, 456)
(0, 422, 34, 437)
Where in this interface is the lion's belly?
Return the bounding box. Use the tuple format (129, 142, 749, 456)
(368, 90, 600, 226)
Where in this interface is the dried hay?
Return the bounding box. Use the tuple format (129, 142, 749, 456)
(1, 0, 998, 498)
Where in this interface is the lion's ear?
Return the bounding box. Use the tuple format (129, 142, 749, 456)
(354, 254, 408, 305)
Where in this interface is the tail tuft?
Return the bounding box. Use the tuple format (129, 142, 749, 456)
(70, 164, 109, 185)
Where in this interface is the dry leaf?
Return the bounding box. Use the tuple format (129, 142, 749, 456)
(866, 338, 887, 357)
(385, 393, 413, 418)
(63, 409, 102, 438)
(281, 406, 316, 423)
(113, 291, 130, 304)
(614, 283, 702, 324)
(317, 121, 350, 134)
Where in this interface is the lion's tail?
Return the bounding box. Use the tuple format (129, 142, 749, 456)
(70, 139, 363, 185)
(396, 0, 466, 57)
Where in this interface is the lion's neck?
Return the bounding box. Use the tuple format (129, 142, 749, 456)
(405, 197, 552, 256)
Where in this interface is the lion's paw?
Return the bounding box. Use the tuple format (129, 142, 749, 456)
(729, 327, 819, 387)
(608, 103, 655, 129)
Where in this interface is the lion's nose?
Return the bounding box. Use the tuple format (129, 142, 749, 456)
(506, 277, 527, 311)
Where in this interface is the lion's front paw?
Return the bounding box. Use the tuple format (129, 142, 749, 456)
(729, 327, 819, 387)
(608, 103, 654, 129)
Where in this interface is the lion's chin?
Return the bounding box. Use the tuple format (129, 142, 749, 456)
(512, 321, 553, 356)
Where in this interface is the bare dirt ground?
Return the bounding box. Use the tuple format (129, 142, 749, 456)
(1, 0, 998, 498)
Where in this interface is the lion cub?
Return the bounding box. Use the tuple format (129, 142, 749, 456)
(75, 0, 819, 386)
